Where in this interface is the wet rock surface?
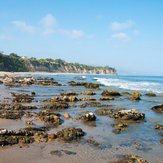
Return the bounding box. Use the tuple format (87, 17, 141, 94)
(95, 108, 114, 116)
(56, 127, 85, 142)
(0, 127, 47, 146)
(113, 109, 145, 122)
(38, 110, 62, 126)
(100, 96, 114, 100)
(129, 91, 141, 101)
(79, 102, 111, 108)
(151, 104, 163, 113)
(68, 81, 101, 89)
(101, 90, 121, 96)
(109, 155, 148, 163)
(50, 149, 76, 157)
(155, 124, 163, 130)
(11, 92, 35, 103)
(43, 102, 69, 110)
(80, 90, 96, 95)
(111, 123, 128, 134)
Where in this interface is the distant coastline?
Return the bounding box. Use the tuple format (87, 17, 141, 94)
(0, 53, 117, 75)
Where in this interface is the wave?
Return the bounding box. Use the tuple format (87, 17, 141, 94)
(95, 77, 163, 93)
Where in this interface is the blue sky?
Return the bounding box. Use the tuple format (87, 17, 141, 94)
(0, 0, 163, 75)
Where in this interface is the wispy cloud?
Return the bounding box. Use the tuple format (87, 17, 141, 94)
(40, 14, 57, 28)
(59, 29, 85, 39)
(111, 32, 129, 41)
(12, 21, 35, 33)
(111, 20, 134, 31)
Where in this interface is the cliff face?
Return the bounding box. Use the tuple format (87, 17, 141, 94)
(24, 62, 116, 74)
(0, 53, 117, 74)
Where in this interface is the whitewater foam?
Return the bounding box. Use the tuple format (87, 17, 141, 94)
(95, 77, 163, 93)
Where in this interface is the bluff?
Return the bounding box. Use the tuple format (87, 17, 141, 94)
(0, 53, 117, 74)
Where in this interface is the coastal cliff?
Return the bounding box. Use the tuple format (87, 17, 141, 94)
(0, 53, 116, 74)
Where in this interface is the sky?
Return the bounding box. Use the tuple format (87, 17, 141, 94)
(0, 0, 163, 75)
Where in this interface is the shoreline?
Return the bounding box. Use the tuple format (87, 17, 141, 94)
(0, 71, 117, 77)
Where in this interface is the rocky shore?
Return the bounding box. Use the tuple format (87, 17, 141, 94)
(0, 73, 162, 162)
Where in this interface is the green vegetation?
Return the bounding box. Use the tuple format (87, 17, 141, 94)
(0, 52, 116, 74)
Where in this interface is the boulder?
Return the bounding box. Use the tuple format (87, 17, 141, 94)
(113, 109, 145, 122)
(145, 92, 156, 97)
(56, 127, 85, 142)
(95, 108, 114, 116)
(151, 104, 163, 113)
(100, 96, 114, 100)
(43, 102, 69, 110)
(155, 124, 163, 130)
(80, 90, 96, 95)
(101, 90, 121, 96)
(129, 91, 141, 101)
(80, 102, 111, 108)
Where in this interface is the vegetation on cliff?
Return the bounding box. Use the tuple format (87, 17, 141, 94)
(0, 52, 116, 74)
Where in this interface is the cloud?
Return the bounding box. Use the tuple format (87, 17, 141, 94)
(111, 20, 134, 31)
(112, 32, 129, 41)
(12, 21, 35, 33)
(59, 29, 85, 39)
(40, 14, 57, 27)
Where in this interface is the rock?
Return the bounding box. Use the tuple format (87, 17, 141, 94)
(160, 139, 163, 144)
(113, 109, 145, 122)
(151, 104, 163, 113)
(79, 102, 111, 108)
(0, 103, 37, 110)
(38, 110, 62, 126)
(11, 93, 34, 103)
(145, 92, 156, 97)
(68, 81, 100, 89)
(100, 96, 114, 100)
(87, 138, 100, 147)
(25, 121, 33, 126)
(63, 113, 70, 119)
(37, 80, 61, 86)
(60, 92, 78, 96)
(109, 155, 148, 163)
(95, 108, 114, 116)
(111, 123, 128, 134)
(101, 90, 121, 96)
(50, 96, 79, 102)
(56, 127, 85, 142)
(50, 150, 76, 157)
(48, 134, 57, 141)
(80, 97, 96, 101)
(129, 91, 141, 101)
(155, 124, 163, 130)
(0, 110, 25, 119)
(43, 102, 69, 110)
(81, 112, 96, 122)
(0, 127, 46, 146)
(80, 90, 96, 95)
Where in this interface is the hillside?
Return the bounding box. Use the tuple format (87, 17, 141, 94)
(0, 52, 117, 74)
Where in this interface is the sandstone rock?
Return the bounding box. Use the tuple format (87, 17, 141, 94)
(79, 102, 111, 108)
(155, 124, 163, 130)
(95, 108, 114, 116)
(80, 90, 96, 95)
(56, 127, 85, 142)
(113, 109, 145, 122)
(100, 96, 114, 100)
(151, 104, 163, 113)
(43, 102, 69, 110)
(129, 91, 141, 101)
(101, 90, 121, 96)
(145, 92, 156, 97)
